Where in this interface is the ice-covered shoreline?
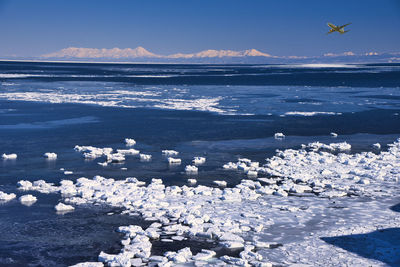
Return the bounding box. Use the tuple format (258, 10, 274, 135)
(9, 137, 400, 266)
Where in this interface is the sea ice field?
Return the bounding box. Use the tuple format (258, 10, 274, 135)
(1, 61, 400, 266)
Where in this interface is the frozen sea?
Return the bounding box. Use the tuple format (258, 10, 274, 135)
(0, 61, 400, 266)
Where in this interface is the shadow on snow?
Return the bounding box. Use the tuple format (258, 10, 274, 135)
(321, 203, 400, 266)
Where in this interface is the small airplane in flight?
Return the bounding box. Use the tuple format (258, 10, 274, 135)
(326, 22, 351, 34)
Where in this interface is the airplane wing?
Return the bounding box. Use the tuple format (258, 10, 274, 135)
(326, 30, 334, 34)
(339, 23, 351, 29)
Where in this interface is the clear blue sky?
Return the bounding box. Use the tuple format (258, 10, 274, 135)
(0, 0, 399, 57)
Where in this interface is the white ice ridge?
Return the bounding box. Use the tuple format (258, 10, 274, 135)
(152, 97, 225, 114)
(0, 191, 16, 201)
(2, 153, 17, 159)
(0, 91, 227, 114)
(284, 111, 342, 116)
(43, 152, 57, 159)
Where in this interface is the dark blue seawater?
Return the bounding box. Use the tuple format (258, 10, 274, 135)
(0, 61, 400, 266)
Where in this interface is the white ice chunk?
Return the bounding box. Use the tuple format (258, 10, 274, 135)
(193, 157, 206, 165)
(274, 132, 285, 139)
(223, 162, 237, 170)
(213, 180, 227, 187)
(306, 141, 351, 152)
(43, 152, 57, 159)
(247, 170, 258, 177)
(165, 247, 192, 263)
(162, 150, 179, 156)
(19, 194, 37, 204)
(185, 165, 198, 173)
(75, 146, 113, 160)
(106, 153, 125, 163)
(98, 251, 132, 266)
(240, 249, 263, 261)
(17, 180, 33, 190)
(2, 153, 17, 159)
(329, 142, 351, 151)
(55, 202, 75, 211)
(0, 191, 16, 201)
(139, 154, 152, 161)
(168, 157, 181, 165)
(372, 143, 381, 149)
(188, 179, 197, 184)
(125, 138, 136, 146)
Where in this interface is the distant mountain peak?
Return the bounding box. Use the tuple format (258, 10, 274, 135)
(243, 49, 272, 57)
(42, 46, 161, 59)
(168, 48, 273, 59)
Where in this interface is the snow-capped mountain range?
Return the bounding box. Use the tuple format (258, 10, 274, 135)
(9, 46, 398, 63)
(42, 46, 274, 59)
